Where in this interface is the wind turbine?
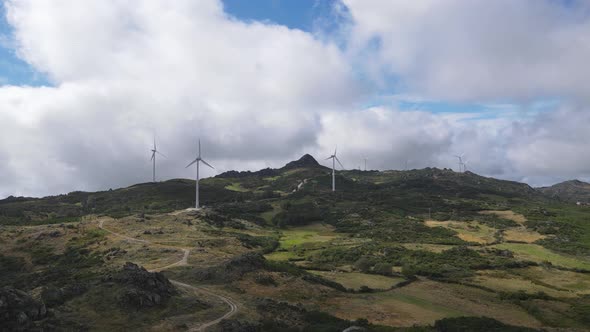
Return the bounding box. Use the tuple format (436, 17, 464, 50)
(185, 139, 214, 209)
(326, 147, 344, 192)
(454, 154, 465, 172)
(150, 136, 166, 182)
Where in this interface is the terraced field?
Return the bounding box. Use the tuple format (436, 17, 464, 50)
(308, 270, 404, 291)
(493, 243, 590, 270)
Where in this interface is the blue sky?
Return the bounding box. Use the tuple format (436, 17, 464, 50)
(222, 0, 339, 32)
(0, 2, 48, 86)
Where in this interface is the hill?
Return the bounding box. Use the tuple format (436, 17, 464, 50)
(0, 156, 544, 226)
(2, 154, 590, 330)
(537, 179, 590, 204)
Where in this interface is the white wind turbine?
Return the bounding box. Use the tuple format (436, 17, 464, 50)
(150, 136, 166, 182)
(185, 139, 214, 209)
(326, 147, 344, 192)
(454, 154, 465, 172)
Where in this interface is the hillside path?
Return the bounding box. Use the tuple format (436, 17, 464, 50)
(97, 217, 239, 331)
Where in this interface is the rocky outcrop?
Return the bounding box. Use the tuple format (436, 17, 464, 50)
(41, 283, 88, 307)
(281, 154, 321, 170)
(0, 287, 47, 330)
(106, 262, 177, 308)
(192, 252, 266, 283)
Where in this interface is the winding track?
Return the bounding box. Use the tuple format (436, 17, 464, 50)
(97, 217, 239, 331)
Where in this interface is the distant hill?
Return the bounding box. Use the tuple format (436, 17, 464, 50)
(0, 155, 550, 225)
(537, 179, 590, 203)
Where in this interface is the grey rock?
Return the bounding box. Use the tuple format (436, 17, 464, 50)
(0, 286, 47, 329)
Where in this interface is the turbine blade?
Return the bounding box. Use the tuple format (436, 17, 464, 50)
(325, 156, 333, 160)
(198, 139, 201, 158)
(150, 151, 155, 161)
(201, 159, 215, 169)
(335, 156, 344, 169)
(185, 158, 199, 168)
(156, 151, 167, 158)
(334, 146, 337, 156)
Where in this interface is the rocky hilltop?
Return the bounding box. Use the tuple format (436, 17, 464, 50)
(537, 179, 590, 203)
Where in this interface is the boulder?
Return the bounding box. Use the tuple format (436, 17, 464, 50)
(106, 262, 177, 308)
(0, 286, 47, 330)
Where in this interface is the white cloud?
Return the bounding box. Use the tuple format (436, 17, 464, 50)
(0, 0, 359, 197)
(342, 0, 590, 102)
(1, 0, 590, 197)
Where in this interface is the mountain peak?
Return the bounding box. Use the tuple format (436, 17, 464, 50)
(282, 154, 321, 169)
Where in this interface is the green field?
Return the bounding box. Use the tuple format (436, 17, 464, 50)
(278, 223, 338, 249)
(494, 243, 590, 270)
(308, 270, 404, 290)
(224, 183, 250, 192)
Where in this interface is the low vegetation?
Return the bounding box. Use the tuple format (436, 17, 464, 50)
(2, 155, 590, 330)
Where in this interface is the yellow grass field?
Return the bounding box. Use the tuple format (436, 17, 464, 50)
(479, 210, 527, 224)
(425, 220, 496, 244)
(503, 228, 545, 243)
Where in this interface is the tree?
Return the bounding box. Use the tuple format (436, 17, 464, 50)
(354, 256, 373, 273)
(373, 263, 393, 276)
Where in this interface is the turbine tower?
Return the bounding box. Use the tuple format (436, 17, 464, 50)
(454, 154, 465, 172)
(326, 147, 344, 192)
(364, 158, 368, 171)
(150, 136, 166, 182)
(186, 139, 214, 209)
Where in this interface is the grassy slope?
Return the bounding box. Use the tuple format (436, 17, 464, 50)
(3, 162, 590, 329)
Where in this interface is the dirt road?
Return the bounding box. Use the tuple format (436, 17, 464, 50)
(98, 217, 239, 331)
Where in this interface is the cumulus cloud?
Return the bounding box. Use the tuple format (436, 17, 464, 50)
(342, 0, 590, 102)
(1, 0, 359, 197)
(1, 0, 589, 197)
